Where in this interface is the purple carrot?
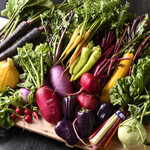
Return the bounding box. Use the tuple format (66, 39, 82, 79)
(0, 27, 42, 61)
(0, 21, 31, 53)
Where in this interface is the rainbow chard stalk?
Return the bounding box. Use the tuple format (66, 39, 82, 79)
(89, 109, 126, 150)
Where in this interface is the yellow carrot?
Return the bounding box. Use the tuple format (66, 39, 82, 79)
(100, 52, 134, 103)
(56, 27, 80, 64)
(67, 30, 90, 65)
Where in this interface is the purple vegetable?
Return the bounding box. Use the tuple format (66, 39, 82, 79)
(63, 96, 78, 122)
(96, 102, 114, 126)
(0, 27, 42, 61)
(19, 88, 30, 103)
(55, 119, 77, 145)
(49, 65, 73, 97)
(0, 21, 31, 53)
(77, 108, 94, 138)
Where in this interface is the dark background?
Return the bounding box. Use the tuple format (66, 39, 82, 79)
(0, 0, 150, 150)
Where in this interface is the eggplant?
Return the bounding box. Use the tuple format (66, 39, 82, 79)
(77, 108, 94, 138)
(63, 96, 78, 122)
(55, 119, 77, 145)
(96, 102, 114, 126)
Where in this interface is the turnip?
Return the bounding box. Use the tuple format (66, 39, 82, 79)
(49, 65, 73, 97)
(35, 86, 62, 125)
(19, 88, 30, 103)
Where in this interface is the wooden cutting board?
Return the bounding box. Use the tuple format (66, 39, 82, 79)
(15, 116, 150, 150)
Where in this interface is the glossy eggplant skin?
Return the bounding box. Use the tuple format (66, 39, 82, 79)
(55, 119, 77, 145)
(63, 96, 78, 122)
(77, 108, 94, 138)
(96, 102, 114, 126)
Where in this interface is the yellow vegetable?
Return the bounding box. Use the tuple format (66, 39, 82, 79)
(100, 52, 134, 102)
(0, 58, 19, 91)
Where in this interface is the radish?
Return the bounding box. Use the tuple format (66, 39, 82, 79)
(78, 93, 99, 111)
(80, 73, 99, 94)
(15, 107, 22, 115)
(16, 43, 62, 125)
(24, 115, 32, 123)
(32, 111, 40, 120)
(12, 113, 20, 120)
(24, 109, 31, 116)
(49, 65, 73, 97)
(35, 86, 62, 125)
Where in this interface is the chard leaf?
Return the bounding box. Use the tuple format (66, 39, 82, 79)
(110, 55, 150, 107)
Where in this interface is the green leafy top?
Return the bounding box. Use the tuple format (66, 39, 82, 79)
(14, 43, 51, 89)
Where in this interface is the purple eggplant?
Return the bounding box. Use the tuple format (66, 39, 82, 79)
(96, 102, 114, 126)
(55, 119, 77, 145)
(63, 96, 78, 122)
(77, 108, 94, 138)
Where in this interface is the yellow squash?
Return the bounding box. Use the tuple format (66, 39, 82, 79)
(0, 58, 19, 91)
(100, 52, 134, 102)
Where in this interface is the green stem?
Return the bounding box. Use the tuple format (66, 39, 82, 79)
(140, 103, 147, 124)
(53, 35, 58, 63)
(137, 125, 147, 150)
(27, 57, 40, 88)
(21, 59, 37, 87)
(6, 17, 19, 39)
(41, 49, 44, 86)
(2, 21, 15, 40)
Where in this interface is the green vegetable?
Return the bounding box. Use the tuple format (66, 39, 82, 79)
(71, 46, 92, 81)
(14, 43, 51, 89)
(0, 87, 20, 129)
(73, 45, 101, 80)
(110, 55, 150, 107)
(69, 56, 80, 74)
(118, 117, 147, 149)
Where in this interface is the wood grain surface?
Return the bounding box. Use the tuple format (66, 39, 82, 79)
(15, 116, 150, 150)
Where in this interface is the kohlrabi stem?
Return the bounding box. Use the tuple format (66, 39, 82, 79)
(137, 125, 147, 150)
(140, 103, 147, 124)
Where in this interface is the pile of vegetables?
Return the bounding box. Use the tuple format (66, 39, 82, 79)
(1, 0, 150, 150)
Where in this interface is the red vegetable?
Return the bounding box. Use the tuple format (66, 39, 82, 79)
(78, 93, 99, 111)
(32, 111, 40, 120)
(15, 107, 22, 115)
(80, 73, 99, 94)
(24, 115, 32, 123)
(35, 86, 62, 125)
(12, 113, 20, 120)
(24, 109, 31, 116)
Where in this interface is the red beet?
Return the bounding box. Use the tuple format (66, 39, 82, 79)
(78, 93, 99, 111)
(80, 73, 99, 94)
